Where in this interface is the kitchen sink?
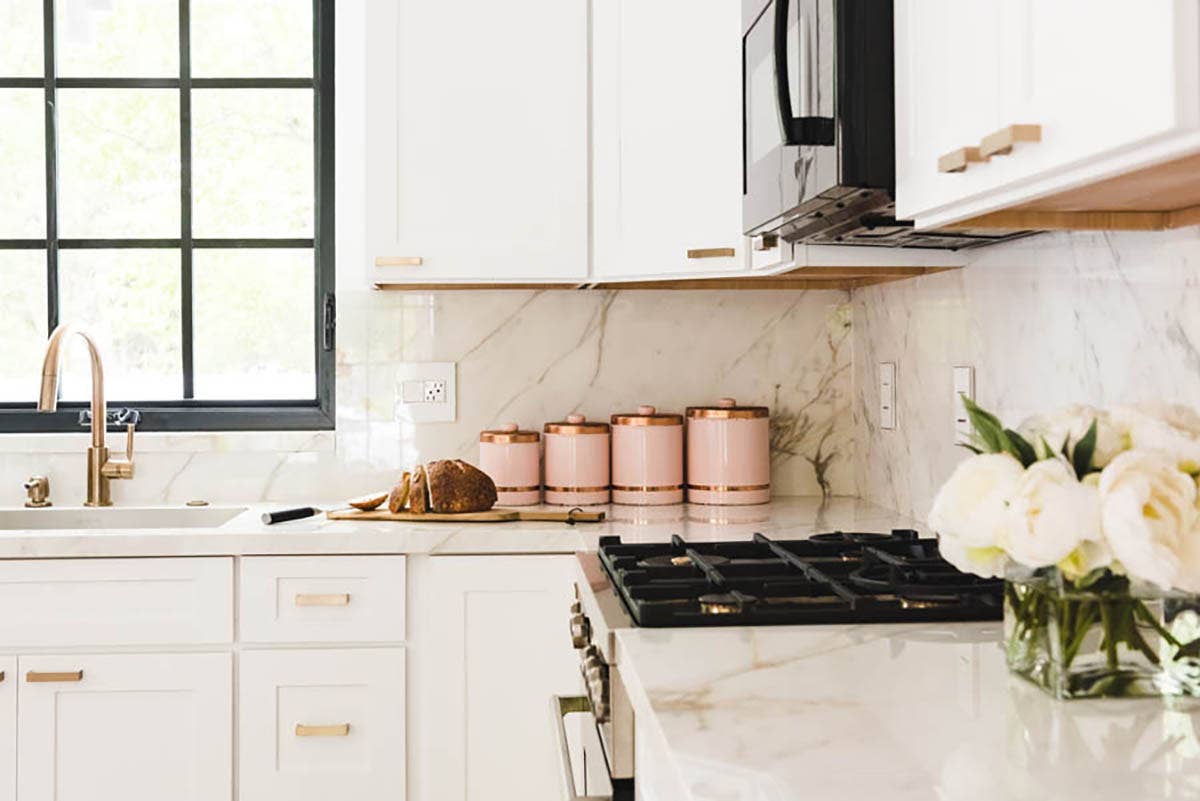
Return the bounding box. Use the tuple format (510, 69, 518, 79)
(0, 506, 249, 531)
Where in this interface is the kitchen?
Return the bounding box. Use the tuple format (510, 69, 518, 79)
(2, 0, 1200, 800)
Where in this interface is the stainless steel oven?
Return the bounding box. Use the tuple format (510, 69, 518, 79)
(550, 553, 635, 801)
(742, 0, 1028, 249)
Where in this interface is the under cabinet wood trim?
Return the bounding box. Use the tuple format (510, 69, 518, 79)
(942, 209, 1171, 231)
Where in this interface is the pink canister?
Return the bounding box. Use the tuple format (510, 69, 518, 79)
(611, 406, 684, 506)
(479, 423, 541, 506)
(685, 398, 770, 505)
(543, 414, 611, 505)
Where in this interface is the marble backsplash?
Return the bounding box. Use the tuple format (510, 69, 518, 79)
(0, 288, 855, 506)
(853, 227, 1200, 521)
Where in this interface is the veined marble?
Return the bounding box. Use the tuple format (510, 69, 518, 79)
(617, 622, 1200, 801)
(854, 227, 1200, 521)
(0, 496, 907, 559)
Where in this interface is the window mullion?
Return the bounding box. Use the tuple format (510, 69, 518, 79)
(179, 0, 194, 399)
(42, 0, 58, 335)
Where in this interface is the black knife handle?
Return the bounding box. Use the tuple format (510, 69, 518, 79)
(261, 507, 319, 525)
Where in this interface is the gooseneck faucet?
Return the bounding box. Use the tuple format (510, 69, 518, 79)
(37, 323, 135, 507)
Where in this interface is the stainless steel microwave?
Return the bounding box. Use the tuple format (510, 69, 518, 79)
(742, 0, 1027, 250)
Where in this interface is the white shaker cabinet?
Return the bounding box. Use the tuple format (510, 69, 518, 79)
(592, 0, 744, 280)
(17, 652, 232, 801)
(896, 0, 1200, 228)
(365, 0, 589, 285)
(408, 555, 581, 801)
(239, 649, 406, 801)
(0, 658, 12, 801)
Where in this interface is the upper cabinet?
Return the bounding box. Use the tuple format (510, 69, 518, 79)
(592, 0, 744, 280)
(896, 0, 1200, 229)
(366, 0, 590, 285)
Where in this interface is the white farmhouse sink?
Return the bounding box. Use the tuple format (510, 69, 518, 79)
(0, 506, 248, 531)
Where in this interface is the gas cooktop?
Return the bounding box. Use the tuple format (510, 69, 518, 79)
(597, 530, 1002, 627)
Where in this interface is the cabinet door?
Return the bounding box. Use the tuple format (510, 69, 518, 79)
(238, 649, 405, 801)
(0, 657, 13, 801)
(894, 0, 1007, 222)
(366, 0, 589, 284)
(592, 0, 743, 279)
(409, 555, 580, 801)
(17, 653, 232, 801)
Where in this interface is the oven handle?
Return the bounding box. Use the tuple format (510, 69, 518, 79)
(550, 695, 611, 801)
(772, 0, 834, 146)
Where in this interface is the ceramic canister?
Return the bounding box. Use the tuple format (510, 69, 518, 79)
(543, 414, 611, 505)
(479, 423, 541, 506)
(610, 405, 684, 506)
(685, 398, 770, 505)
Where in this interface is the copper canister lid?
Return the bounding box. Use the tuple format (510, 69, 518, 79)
(544, 413, 611, 435)
(685, 397, 769, 419)
(611, 405, 684, 427)
(480, 422, 540, 443)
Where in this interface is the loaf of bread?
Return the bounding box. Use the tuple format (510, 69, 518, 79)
(425, 460, 498, 513)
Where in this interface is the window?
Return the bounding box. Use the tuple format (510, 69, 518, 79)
(0, 0, 334, 432)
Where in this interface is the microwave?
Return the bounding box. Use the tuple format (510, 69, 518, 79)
(741, 0, 1026, 250)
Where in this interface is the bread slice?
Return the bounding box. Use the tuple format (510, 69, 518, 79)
(386, 471, 412, 514)
(409, 465, 430, 514)
(426, 460, 498, 513)
(348, 491, 389, 511)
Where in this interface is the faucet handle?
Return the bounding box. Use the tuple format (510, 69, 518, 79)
(124, 422, 135, 462)
(23, 476, 51, 508)
(100, 423, 136, 481)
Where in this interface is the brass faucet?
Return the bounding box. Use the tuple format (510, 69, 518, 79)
(37, 323, 135, 507)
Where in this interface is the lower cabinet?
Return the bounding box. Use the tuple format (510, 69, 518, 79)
(238, 648, 406, 800)
(17, 652, 232, 801)
(0, 657, 14, 801)
(409, 555, 581, 801)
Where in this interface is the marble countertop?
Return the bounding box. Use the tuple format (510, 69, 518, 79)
(616, 622, 1200, 801)
(0, 496, 914, 558)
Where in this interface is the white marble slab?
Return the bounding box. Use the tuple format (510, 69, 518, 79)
(0, 496, 909, 559)
(617, 622, 1200, 801)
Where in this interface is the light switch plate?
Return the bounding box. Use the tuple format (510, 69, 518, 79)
(395, 362, 456, 422)
(953, 366, 975, 444)
(879, 362, 896, 430)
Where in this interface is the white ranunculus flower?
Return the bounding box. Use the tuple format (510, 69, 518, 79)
(1017, 404, 1127, 468)
(1098, 449, 1199, 590)
(935, 534, 1011, 578)
(1111, 403, 1200, 475)
(928, 453, 1026, 549)
(1002, 459, 1104, 569)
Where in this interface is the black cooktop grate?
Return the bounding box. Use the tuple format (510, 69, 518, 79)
(597, 530, 1003, 627)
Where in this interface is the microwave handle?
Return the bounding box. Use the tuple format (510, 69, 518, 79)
(773, 0, 834, 146)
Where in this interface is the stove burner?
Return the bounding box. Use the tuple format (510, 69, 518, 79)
(639, 554, 731, 569)
(596, 531, 1002, 628)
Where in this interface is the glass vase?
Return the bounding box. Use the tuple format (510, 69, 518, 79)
(1004, 567, 1200, 699)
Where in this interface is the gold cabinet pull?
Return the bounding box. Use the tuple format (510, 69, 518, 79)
(686, 248, 735, 259)
(375, 256, 423, 267)
(937, 146, 988, 174)
(0, 671, 5, 683)
(295, 723, 350, 737)
(295, 592, 351, 607)
(979, 124, 1041, 158)
(26, 670, 83, 683)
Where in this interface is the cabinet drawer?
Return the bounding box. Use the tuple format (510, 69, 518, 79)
(0, 558, 233, 646)
(239, 649, 405, 801)
(0, 656, 13, 801)
(239, 556, 405, 643)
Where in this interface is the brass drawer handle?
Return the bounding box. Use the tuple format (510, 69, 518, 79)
(979, 124, 1041, 158)
(375, 256, 423, 267)
(0, 670, 5, 683)
(937, 146, 988, 174)
(686, 247, 735, 259)
(295, 592, 351, 607)
(27, 670, 83, 683)
(296, 723, 350, 737)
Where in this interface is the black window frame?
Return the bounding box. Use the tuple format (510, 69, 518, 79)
(0, 0, 335, 433)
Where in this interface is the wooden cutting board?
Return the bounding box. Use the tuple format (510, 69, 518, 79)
(326, 507, 606, 524)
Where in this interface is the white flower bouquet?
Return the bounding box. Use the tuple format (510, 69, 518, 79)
(930, 398, 1200, 698)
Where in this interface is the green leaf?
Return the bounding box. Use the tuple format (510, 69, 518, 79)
(957, 442, 983, 455)
(1072, 419, 1098, 480)
(961, 396, 1005, 453)
(1004, 428, 1037, 467)
(1176, 638, 1200, 659)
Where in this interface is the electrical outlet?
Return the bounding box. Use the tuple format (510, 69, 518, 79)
(953, 366, 975, 444)
(879, 362, 896, 430)
(395, 362, 456, 422)
(423, 379, 446, 403)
